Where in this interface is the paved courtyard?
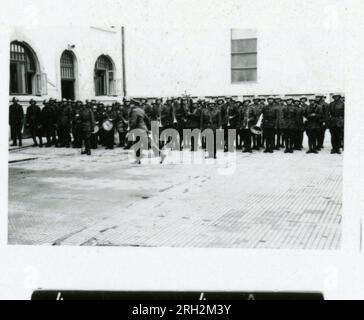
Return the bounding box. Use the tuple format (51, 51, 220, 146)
(8, 136, 342, 249)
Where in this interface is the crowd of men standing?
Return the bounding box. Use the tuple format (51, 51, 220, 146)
(9, 94, 345, 158)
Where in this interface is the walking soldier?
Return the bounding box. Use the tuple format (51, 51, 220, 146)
(128, 103, 166, 165)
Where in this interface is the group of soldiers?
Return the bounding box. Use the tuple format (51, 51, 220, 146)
(9, 93, 345, 160)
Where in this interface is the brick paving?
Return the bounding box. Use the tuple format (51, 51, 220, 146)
(8, 135, 342, 249)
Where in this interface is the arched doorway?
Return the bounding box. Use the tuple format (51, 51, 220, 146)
(60, 50, 76, 100)
(94, 55, 115, 96)
(9, 41, 39, 95)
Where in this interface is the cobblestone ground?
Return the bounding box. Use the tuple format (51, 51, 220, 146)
(8, 135, 342, 249)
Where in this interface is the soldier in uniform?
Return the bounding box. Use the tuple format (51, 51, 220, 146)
(274, 97, 285, 150)
(90, 103, 100, 149)
(316, 95, 329, 150)
(142, 98, 153, 120)
(304, 99, 322, 154)
(239, 99, 256, 153)
(104, 104, 117, 150)
(171, 97, 186, 149)
(148, 98, 162, 148)
(256, 98, 266, 149)
(26, 99, 43, 147)
(72, 101, 83, 148)
(236, 100, 244, 150)
(262, 97, 278, 153)
(250, 98, 262, 150)
(295, 98, 306, 150)
(128, 103, 166, 164)
(9, 97, 24, 147)
(200, 101, 221, 159)
(79, 103, 95, 156)
(116, 103, 129, 148)
(220, 97, 232, 151)
(57, 99, 72, 147)
(41, 100, 56, 147)
(49, 99, 58, 146)
(185, 100, 202, 151)
(122, 99, 132, 149)
(160, 99, 175, 149)
(281, 98, 298, 153)
(224, 98, 239, 152)
(328, 94, 345, 154)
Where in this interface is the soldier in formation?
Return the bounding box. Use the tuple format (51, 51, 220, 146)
(9, 97, 24, 147)
(9, 93, 345, 158)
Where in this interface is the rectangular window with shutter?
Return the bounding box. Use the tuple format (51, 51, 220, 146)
(231, 29, 258, 83)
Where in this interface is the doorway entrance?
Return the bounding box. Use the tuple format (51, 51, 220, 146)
(61, 80, 75, 100)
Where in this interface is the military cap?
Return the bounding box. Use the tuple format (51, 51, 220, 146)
(300, 97, 308, 101)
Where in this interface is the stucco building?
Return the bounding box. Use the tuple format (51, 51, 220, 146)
(8, 25, 344, 103)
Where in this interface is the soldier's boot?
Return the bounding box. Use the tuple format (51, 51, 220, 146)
(131, 158, 141, 165)
(160, 152, 167, 164)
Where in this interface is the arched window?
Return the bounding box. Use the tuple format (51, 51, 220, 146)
(10, 41, 38, 95)
(60, 50, 76, 100)
(94, 55, 115, 96)
(60, 50, 75, 80)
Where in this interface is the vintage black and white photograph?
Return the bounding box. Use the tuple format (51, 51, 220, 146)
(7, 8, 346, 250)
(2, 0, 364, 302)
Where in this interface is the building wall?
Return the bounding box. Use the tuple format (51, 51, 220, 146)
(125, 26, 345, 98)
(9, 26, 124, 103)
(8, 24, 345, 102)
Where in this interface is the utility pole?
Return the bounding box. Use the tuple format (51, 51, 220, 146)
(121, 26, 127, 97)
